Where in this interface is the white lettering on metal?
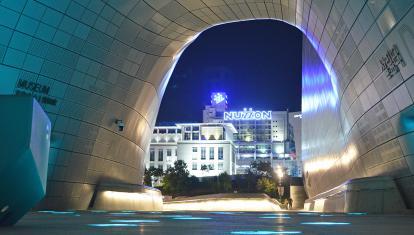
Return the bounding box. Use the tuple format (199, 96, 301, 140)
(224, 110, 272, 120)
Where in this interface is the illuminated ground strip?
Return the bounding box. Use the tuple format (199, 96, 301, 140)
(110, 220, 160, 223)
(109, 212, 136, 216)
(160, 215, 193, 218)
(210, 212, 241, 215)
(347, 213, 367, 215)
(301, 222, 350, 225)
(231, 231, 302, 234)
(37, 211, 75, 215)
(260, 216, 291, 219)
(262, 213, 289, 216)
(297, 213, 318, 216)
(88, 224, 138, 227)
(172, 217, 212, 220)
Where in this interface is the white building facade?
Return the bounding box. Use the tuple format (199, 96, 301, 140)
(146, 126, 181, 171)
(176, 123, 236, 177)
(145, 122, 237, 177)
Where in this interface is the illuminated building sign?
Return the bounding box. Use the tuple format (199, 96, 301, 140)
(224, 109, 272, 121)
(211, 92, 227, 105)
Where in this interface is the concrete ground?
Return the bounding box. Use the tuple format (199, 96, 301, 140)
(1, 210, 414, 234)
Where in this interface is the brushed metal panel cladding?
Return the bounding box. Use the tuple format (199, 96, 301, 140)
(1, 0, 414, 210)
(301, 1, 414, 208)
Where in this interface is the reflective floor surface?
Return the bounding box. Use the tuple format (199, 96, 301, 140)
(1, 211, 414, 234)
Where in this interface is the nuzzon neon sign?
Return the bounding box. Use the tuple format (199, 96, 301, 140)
(224, 109, 272, 121)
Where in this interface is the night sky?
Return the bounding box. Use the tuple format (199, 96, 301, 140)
(157, 20, 303, 124)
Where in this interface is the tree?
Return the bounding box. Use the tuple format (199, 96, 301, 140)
(161, 160, 190, 197)
(201, 164, 208, 171)
(144, 168, 152, 186)
(144, 167, 165, 187)
(187, 176, 199, 196)
(217, 172, 232, 192)
(245, 170, 258, 192)
(249, 160, 273, 178)
(256, 177, 277, 197)
(152, 167, 164, 177)
(168, 160, 189, 176)
(201, 164, 208, 176)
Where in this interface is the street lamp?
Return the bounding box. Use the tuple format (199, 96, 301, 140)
(276, 167, 284, 179)
(275, 166, 284, 201)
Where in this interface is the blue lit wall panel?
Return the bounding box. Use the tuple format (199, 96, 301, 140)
(0, 96, 50, 225)
(302, 36, 353, 197)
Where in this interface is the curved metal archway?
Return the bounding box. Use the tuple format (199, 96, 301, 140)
(0, 0, 413, 209)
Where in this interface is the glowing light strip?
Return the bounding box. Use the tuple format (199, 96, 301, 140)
(88, 224, 138, 227)
(172, 217, 212, 220)
(231, 231, 302, 235)
(347, 212, 367, 215)
(110, 220, 160, 223)
(260, 216, 291, 219)
(109, 212, 136, 216)
(37, 211, 75, 215)
(301, 222, 350, 225)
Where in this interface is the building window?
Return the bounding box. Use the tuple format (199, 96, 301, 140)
(209, 147, 214, 160)
(192, 147, 198, 160)
(158, 149, 163, 161)
(218, 162, 223, 170)
(150, 148, 155, 161)
(167, 149, 172, 156)
(209, 164, 214, 170)
(192, 162, 197, 170)
(218, 147, 223, 160)
(184, 133, 191, 140)
(192, 132, 199, 140)
(201, 147, 206, 160)
(174, 149, 177, 156)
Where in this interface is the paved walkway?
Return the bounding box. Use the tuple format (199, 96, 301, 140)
(1, 210, 414, 234)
